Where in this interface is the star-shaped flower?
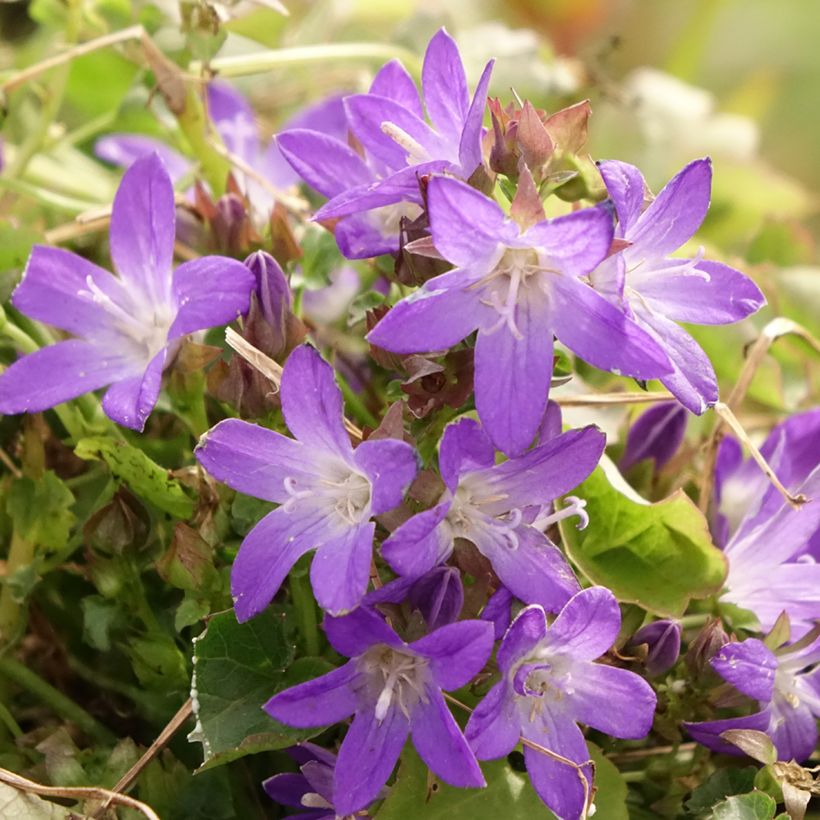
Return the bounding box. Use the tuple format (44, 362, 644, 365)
(0, 153, 254, 430)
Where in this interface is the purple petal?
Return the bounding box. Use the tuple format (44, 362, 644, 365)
(770, 696, 818, 762)
(335, 214, 400, 260)
(598, 160, 648, 233)
(409, 619, 494, 691)
(231, 505, 341, 622)
(277, 130, 372, 199)
(711, 639, 777, 702)
(685, 709, 771, 757)
(333, 708, 409, 816)
(262, 772, 310, 808)
(370, 60, 423, 117)
(497, 605, 548, 673)
(310, 522, 376, 615)
(109, 153, 175, 305)
(208, 81, 258, 163)
(169, 256, 255, 339)
(480, 525, 579, 612)
(620, 402, 688, 471)
(101, 348, 166, 431)
(407, 566, 464, 630)
(457, 59, 494, 174)
(523, 205, 614, 274)
(94, 134, 191, 183)
(523, 713, 592, 820)
(366, 285, 486, 354)
(474, 425, 606, 511)
(422, 29, 469, 142)
(427, 176, 508, 267)
(631, 258, 765, 326)
(636, 307, 718, 414)
(538, 401, 563, 444)
(410, 686, 485, 787)
(474, 293, 553, 456)
(324, 606, 402, 658)
(353, 438, 418, 515)
(628, 158, 712, 257)
(380, 502, 452, 578)
(301, 760, 335, 804)
(196, 419, 316, 504)
(628, 620, 682, 676)
(550, 274, 672, 380)
(570, 662, 657, 738)
(280, 345, 355, 462)
(345, 93, 438, 170)
(265, 659, 359, 727)
(0, 340, 131, 416)
(12, 246, 120, 337)
(481, 586, 514, 640)
(465, 681, 520, 759)
(545, 587, 621, 661)
(438, 417, 495, 492)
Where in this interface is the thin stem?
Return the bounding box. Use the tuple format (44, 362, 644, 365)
(337, 373, 379, 429)
(289, 574, 320, 658)
(0, 699, 23, 738)
(0, 656, 116, 743)
(0, 532, 35, 646)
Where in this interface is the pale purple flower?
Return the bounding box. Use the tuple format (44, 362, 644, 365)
(278, 28, 493, 259)
(382, 417, 604, 614)
(195, 344, 418, 619)
(686, 633, 820, 762)
(592, 158, 765, 413)
(0, 153, 254, 430)
(265, 606, 493, 816)
(620, 401, 687, 472)
(368, 175, 671, 455)
(628, 620, 682, 677)
(466, 587, 657, 819)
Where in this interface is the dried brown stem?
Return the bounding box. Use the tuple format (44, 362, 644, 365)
(0, 766, 160, 820)
(554, 391, 673, 407)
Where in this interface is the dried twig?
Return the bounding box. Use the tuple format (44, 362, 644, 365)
(0, 766, 160, 820)
(93, 698, 193, 817)
(554, 391, 673, 407)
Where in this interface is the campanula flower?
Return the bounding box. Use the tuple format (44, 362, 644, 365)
(382, 417, 604, 613)
(368, 175, 671, 455)
(620, 401, 687, 472)
(592, 158, 765, 413)
(686, 633, 820, 762)
(195, 344, 418, 619)
(265, 607, 493, 816)
(278, 28, 493, 259)
(465, 587, 657, 819)
(0, 153, 254, 430)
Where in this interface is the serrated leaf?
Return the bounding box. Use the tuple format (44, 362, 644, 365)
(189, 609, 320, 770)
(6, 471, 75, 551)
(712, 792, 778, 819)
(560, 461, 726, 617)
(75, 436, 194, 519)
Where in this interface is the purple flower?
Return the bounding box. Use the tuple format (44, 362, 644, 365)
(0, 154, 254, 431)
(620, 401, 687, 472)
(195, 344, 418, 619)
(278, 28, 493, 259)
(466, 587, 657, 819)
(592, 159, 765, 414)
(265, 606, 494, 816)
(686, 633, 820, 762)
(367, 175, 672, 455)
(382, 417, 604, 612)
(627, 620, 682, 677)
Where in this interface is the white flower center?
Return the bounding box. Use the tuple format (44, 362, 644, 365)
(446, 479, 522, 549)
(283, 465, 372, 525)
(359, 645, 431, 722)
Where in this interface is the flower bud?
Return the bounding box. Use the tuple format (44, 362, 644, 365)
(685, 618, 730, 676)
(620, 401, 687, 472)
(407, 566, 464, 631)
(243, 250, 291, 329)
(628, 620, 681, 676)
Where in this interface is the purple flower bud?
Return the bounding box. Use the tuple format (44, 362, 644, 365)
(628, 619, 681, 676)
(407, 566, 464, 631)
(685, 618, 730, 676)
(620, 401, 687, 472)
(481, 585, 514, 639)
(243, 250, 291, 328)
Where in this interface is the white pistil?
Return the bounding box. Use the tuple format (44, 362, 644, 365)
(282, 470, 371, 524)
(380, 122, 431, 165)
(533, 496, 589, 532)
(362, 646, 431, 723)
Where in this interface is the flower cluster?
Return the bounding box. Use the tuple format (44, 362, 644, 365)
(4, 22, 818, 820)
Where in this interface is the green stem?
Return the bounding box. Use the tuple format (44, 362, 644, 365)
(177, 87, 231, 196)
(0, 656, 116, 743)
(679, 613, 713, 630)
(337, 373, 379, 429)
(0, 700, 23, 739)
(289, 573, 320, 657)
(0, 532, 35, 646)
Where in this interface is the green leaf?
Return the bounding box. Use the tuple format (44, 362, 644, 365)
(375, 746, 555, 819)
(685, 767, 758, 815)
(189, 608, 320, 770)
(75, 436, 194, 519)
(588, 745, 629, 820)
(6, 471, 75, 551)
(711, 792, 778, 820)
(560, 460, 726, 618)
